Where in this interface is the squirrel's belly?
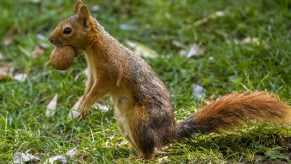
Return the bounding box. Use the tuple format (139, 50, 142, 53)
(114, 105, 137, 148)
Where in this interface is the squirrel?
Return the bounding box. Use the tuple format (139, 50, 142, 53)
(48, 0, 291, 159)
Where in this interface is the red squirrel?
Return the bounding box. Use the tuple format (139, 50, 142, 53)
(48, 0, 291, 159)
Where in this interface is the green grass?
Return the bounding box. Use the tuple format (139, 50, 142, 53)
(0, 0, 290, 163)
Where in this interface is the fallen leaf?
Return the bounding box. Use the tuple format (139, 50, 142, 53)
(179, 10, 227, 30)
(3, 27, 18, 46)
(32, 43, 47, 58)
(240, 37, 260, 45)
(192, 84, 206, 99)
(74, 68, 88, 82)
(37, 33, 46, 40)
(178, 50, 187, 56)
(171, 40, 186, 48)
(0, 65, 12, 80)
(193, 11, 226, 27)
(13, 151, 40, 164)
(208, 56, 215, 61)
(186, 44, 205, 58)
(46, 155, 64, 164)
(32, 71, 51, 81)
(91, 5, 100, 12)
(68, 97, 82, 121)
(46, 94, 58, 117)
(68, 109, 80, 121)
(158, 156, 170, 163)
(126, 40, 159, 59)
(13, 73, 27, 82)
(0, 52, 4, 60)
(92, 99, 109, 112)
(233, 37, 268, 47)
(119, 24, 137, 31)
(84, 68, 89, 77)
(46, 147, 78, 164)
(65, 147, 78, 156)
(28, 0, 41, 4)
(205, 94, 216, 105)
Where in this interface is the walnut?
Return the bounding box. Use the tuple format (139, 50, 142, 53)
(50, 46, 75, 70)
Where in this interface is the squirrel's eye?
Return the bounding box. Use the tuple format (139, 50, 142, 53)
(63, 27, 72, 34)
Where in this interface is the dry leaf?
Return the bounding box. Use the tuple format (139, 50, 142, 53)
(45, 147, 78, 164)
(0, 52, 4, 60)
(0, 65, 11, 80)
(65, 147, 78, 156)
(92, 99, 109, 112)
(84, 68, 89, 77)
(32, 43, 47, 58)
(37, 33, 46, 40)
(32, 71, 51, 81)
(68, 109, 80, 121)
(73, 72, 81, 81)
(178, 50, 187, 56)
(13, 73, 27, 82)
(186, 44, 205, 58)
(232, 37, 268, 47)
(46, 94, 58, 117)
(171, 40, 186, 48)
(192, 84, 206, 99)
(158, 156, 170, 163)
(91, 5, 100, 12)
(231, 37, 270, 49)
(13, 151, 40, 163)
(46, 155, 65, 164)
(204, 94, 216, 105)
(238, 37, 260, 45)
(74, 68, 88, 82)
(193, 11, 226, 27)
(119, 24, 137, 31)
(68, 97, 81, 121)
(126, 40, 159, 58)
(3, 27, 18, 46)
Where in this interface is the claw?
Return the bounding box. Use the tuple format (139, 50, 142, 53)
(78, 106, 90, 120)
(78, 113, 85, 120)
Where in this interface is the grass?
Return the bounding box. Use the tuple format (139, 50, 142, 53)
(0, 0, 290, 163)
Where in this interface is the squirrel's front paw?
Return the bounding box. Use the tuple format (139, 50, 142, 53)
(78, 105, 90, 119)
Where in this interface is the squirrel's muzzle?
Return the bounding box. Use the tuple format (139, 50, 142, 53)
(48, 35, 62, 46)
(48, 36, 54, 44)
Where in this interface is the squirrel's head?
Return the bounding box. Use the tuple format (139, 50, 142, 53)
(48, 0, 95, 50)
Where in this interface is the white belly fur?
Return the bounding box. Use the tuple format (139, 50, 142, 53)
(114, 96, 137, 148)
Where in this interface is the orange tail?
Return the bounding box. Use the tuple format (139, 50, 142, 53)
(177, 91, 291, 138)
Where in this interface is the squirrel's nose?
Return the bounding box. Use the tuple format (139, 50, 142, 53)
(48, 36, 54, 44)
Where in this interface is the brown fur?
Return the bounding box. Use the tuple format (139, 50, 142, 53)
(48, 0, 291, 159)
(177, 91, 291, 138)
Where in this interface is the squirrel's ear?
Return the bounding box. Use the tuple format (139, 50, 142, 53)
(74, 0, 83, 14)
(77, 5, 91, 30)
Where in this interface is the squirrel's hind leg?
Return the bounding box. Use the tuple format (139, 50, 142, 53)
(115, 104, 156, 159)
(128, 106, 157, 160)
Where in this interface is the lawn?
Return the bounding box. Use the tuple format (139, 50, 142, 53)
(0, 0, 290, 163)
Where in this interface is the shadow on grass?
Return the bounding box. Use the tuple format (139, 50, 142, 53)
(165, 124, 291, 163)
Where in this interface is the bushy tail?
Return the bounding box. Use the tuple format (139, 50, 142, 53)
(177, 91, 291, 139)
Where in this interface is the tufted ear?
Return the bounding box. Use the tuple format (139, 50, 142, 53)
(77, 5, 91, 30)
(74, 0, 83, 14)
